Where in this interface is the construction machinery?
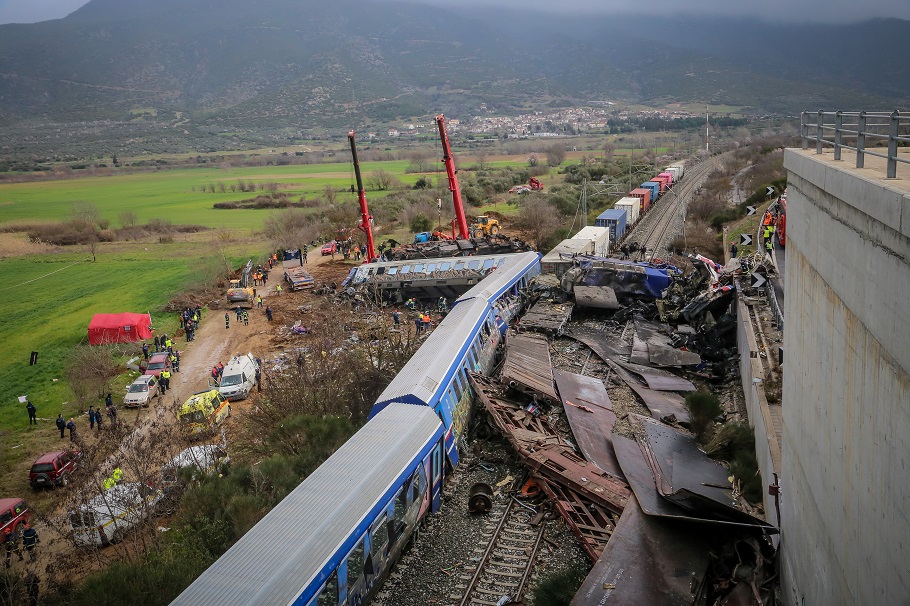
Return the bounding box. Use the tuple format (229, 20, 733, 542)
(226, 260, 255, 309)
(348, 130, 377, 262)
(435, 114, 471, 240)
(471, 216, 502, 238)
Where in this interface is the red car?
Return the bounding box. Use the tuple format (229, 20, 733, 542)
(29, 450, 81, 489)
(143, 352, 172, 378)
(321, 241, 338, 256)
(0, 498, 30, 536)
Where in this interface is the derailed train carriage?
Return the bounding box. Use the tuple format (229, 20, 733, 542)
(172, 251, 542, 606)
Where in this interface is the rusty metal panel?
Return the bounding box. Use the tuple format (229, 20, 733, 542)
(573, 286, 620, 309)
(609, 361, 691, 425)
(521, 300, 574, 336)
(615, 360, 695, 392)
(526, 444, 630, 515)
(570, 496, 713, 606)
(553, 370, 624, 479)
(502, 333, 559, 401)
(566, 327, 632, 361)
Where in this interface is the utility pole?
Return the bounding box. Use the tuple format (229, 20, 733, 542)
(706, 105, 710, 153)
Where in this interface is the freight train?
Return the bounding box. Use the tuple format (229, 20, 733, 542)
(172, 251, 542, 606)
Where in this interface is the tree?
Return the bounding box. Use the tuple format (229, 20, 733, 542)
(527, 153, 539, 167)
(546, 144, 566, 167)
(406, 150, 432, 174)
(119, 210, 138, 228)
(71, 201, 101, 225)
(413, 177, 431, 189)
(323, 184, 337, 204)
(367, 169, 400, 191)
(516, 197, 561, 249)
(603, 142, 616, 160)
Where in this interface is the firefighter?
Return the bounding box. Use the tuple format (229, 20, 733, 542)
(160, 369, 171, 394)
(224, 312, 230, 329)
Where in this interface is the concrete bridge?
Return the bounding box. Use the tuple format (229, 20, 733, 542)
(780, 142, 910, 604)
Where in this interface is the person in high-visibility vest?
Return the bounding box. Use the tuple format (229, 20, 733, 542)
(276, 284, 282, 296)
(103, 467, 123, 490)
(160, 369, 171, 394)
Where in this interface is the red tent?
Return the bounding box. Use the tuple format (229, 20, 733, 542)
(87, 313, 153, 346)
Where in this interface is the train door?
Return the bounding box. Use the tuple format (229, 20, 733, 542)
(340, 537, 367, 606)
(431, 442, 444, 511)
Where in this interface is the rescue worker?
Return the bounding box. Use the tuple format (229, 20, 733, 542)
(160, 369, 171, 394)
(142, 342, 149, 360)
(276, 284, 283, 296)
(103, 467, 123, 490)
(415, 315, 423, 335)
(26, 400, 37, 425)
(88, 406, 96, 430)
(225, 312, 230, 329)
(392, 309, 400, 326)
(165, 336, 173, 352)
(66, 417, 76, 441)
(243, 310, 249, 326)
(4, 527, 22, 568)
(107, 403, 117, 424)
(56, 414, 66, 438)
(154, 335, 161, 351)
(257, 295, 263, 309)
(422, 313, 432, 332)
(265, 306, 273, 322)
(765, 238, 774, 255)
(730, 242, 738, 258)
(21, 524, 38, 562)
(106, 392, 113, 408)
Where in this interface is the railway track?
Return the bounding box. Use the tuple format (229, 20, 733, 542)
(625, 157, 721, 260)
(455, 499, 545, 606)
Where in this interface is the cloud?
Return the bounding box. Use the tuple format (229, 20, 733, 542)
(0, 0, 89, 24)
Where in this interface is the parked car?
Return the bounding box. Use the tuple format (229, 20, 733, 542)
(69, 482, 163, 547)
(29, 450, 81, 489)
(0, 498, 30, 536)
(321, 240, 338, 256)
(123, 375, 159, 408)
(142, 352, 171, 378)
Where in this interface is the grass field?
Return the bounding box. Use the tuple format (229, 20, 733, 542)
(0, 237, 261, 492)
(0, 161, 431, 231)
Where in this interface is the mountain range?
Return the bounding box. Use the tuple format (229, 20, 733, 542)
(0, 0, 907, 155)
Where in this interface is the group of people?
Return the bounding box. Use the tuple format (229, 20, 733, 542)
(178, 305, 202, 341)
(4, 523, 39, 567)
(210, 362, 225, 384)
(251, 266, 269, 285)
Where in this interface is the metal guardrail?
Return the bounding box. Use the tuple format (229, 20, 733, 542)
(801, 110, 910, 179)
(765, 282, 784, 332)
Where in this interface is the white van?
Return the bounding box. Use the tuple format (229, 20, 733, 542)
(217, 353, 259, 401)
(161, 444, 230, 489)
(69, 482, 163, 547)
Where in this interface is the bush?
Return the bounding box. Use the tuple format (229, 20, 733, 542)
(409, 213, 433, 233)
(532, 563, 588, 606)
(684, 391, 723, 441)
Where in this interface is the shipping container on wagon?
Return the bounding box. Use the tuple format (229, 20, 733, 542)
(594, 208, 628, 242)
(640, 181, 660, 202)
(664, 166, 682, 183)
(652, 175, 669, 192)
(542, 238, 596, 277)
(614, 199, 639, 226)
(667, 161, 686, 180)
(658, 172, 674, 188)
(629, 188, 652, 214)
(573, 226, 611, 257)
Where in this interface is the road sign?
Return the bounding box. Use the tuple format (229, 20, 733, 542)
(740, 234, 753, 246)
(751, 272, 767, 289)
(766, 186, 775, 197)
(746, 205, 757, 216)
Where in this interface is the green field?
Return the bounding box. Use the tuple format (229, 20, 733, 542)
(0, 161, 428, 230)
(0, 239, 260, 491)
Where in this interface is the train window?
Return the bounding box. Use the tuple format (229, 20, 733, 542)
(427, 263, 437, 273)
(483, 258, 495, 270)
(452, 373, 463, 395)
(315, 572, 338, 606)
(387, 267, 398, 275)
(371, 515, 388, 557)
(346, 538, 365, 592)
(414, 264, 425, 273)
(376, 267, 385, 275)
(468, 259, 481, 270)
(388, 489, 407, 548)
(440, 262, 452, 271)
(401, 264, 411, 274)
(454, 261, 465, 271)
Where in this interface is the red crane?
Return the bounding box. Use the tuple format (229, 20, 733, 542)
(435, 114, 470, 240)
(348, 130, 377, 263)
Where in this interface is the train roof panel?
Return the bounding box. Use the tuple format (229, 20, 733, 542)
(372, 298, 489, 412)
(171, 404, 443, 606)
(455, 251, 540, 304)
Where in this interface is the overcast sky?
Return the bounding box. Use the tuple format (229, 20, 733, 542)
(1, 0, 909, 25)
